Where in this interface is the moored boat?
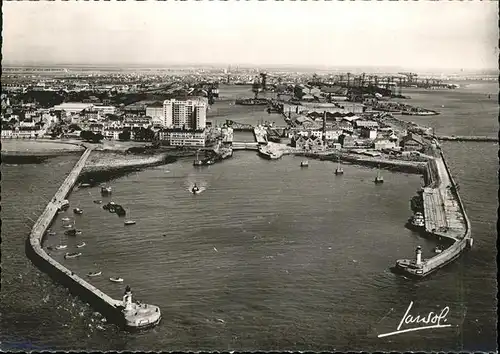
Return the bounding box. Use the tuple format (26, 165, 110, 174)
(73, 208, 83, 215)
(93, 200, 102, 204)
(55, 245, 67, 250)
(124, 220, 136, 226)
(101, 186, 112, 195)
(407, 211, 425, 230)
(64, 252, 82, 259)
(87, 271, 102, 277)
(61, 217, 71, 222)
(300, 160, 309, 167)
(109, 277, 124, 283)
(80, 183, 91, 188)
(65, 229, 77, 236)
(374, 165, 384, 184)
(59, 200, 70, 211)
(335, 157, 344, 175)
(77, 242, 86, 248)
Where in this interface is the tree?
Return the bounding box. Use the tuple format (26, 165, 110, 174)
(80, 130, 94, 142)
(118, 129, 131, 141)
(68, 123, 81, 131)
(92, 133, 104, 143)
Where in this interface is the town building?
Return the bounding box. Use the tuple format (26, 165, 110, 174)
(400, 133, 425, 152)
(52, 102, 94, 114)
(163, 98, 207, 130)
(374, 139, 397, 150)
(94, 105, 116, 115)
(146, 102, 165, 126)
(220, 125, 234, 143)
(123, 117, 152, 129)
(158, 129, 206, 147)
(360, 127, 378, 140)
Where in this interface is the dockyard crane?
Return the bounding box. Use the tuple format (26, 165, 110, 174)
(346, 73, 351, 88)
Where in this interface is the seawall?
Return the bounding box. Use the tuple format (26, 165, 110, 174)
(437, 135, 498, 142)
(25, 148, 129, 327)
(294, 150, 427, 174)
(395, 149, 472, 278)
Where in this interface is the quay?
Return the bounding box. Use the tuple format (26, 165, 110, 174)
(436, 135, 498, 142)
(25, 147, 161, 330)
(394, 149, 472, 278)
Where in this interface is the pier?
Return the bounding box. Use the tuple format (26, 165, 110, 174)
(436, 135, 498, 142)
(394, 150, 472, 278)
(26, 147, 161, 330)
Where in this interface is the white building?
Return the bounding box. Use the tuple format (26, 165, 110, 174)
(159, 129, 205, 147)
(374, 139, 397, 150)
(146, 104, 165, 126)
(94, 105, 116, 115)
(52, 102, 94, 114)
(163, 98, 207, 130)
(220, 126, 234, 143)
(123, 117, 152, 129)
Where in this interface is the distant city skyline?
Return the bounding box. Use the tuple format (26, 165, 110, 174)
(3, 1, 498, 72)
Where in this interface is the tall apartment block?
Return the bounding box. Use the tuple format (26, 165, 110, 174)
(163, 98, 207, 130)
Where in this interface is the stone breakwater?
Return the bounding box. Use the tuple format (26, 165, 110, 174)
(394, 150, 472, 278)
(294, 150, 427, 174)
(25, 148, 161, 330)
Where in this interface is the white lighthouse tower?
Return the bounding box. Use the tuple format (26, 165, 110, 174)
(415, 246, 422, 266)
(122, 285, 133, 312)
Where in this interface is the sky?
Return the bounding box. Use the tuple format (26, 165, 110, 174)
(2, 1, 498, 72)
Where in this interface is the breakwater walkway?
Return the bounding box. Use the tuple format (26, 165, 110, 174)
(436, 135, 498, 142)
(26, 147, 161, 330)
(395, 150, 472, 277)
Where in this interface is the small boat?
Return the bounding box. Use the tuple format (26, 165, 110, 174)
(75, 230, 82, 235)
(87, 271, 102, 277)
(73, 208, 83, 215)
(65, 229, 77, 236)
(193, 150, 203, 166)
(409, 212, 425, 229)
(109, 277, 124, 283)
(335, 157, 344, 175)
(63, 224, 74, 229)
(64, 252, 82, 259)
(434, 246, 443, 254)
(101, 186, 112, 195)
(93, 200, 102, 204)
(59, 200, 70, 211)
(374, 165, 384, 184)
(124, 220, 136, 226)
(191, 184, 201, 194)
(114, 205, 126, 216)
(61, 217, 71, 222)
(80, 183, 91, 188)
(300, 160, 309, 167)
(76, 242, 86, 248)
(48, 231, 57, 236)
(55, 245, 67, 250)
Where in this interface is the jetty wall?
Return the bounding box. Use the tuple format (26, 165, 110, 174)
(25, 148, 128, 327)
(437, 135, 498, 142)
(404, 150, 472, 277)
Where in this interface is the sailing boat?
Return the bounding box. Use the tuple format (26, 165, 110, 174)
(55, 227, 67, 250)
(193, 149, 203, 166)
(335, 157, 344, 175)
(124, 207, 136, 226)
(374, 164, 384, 184)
